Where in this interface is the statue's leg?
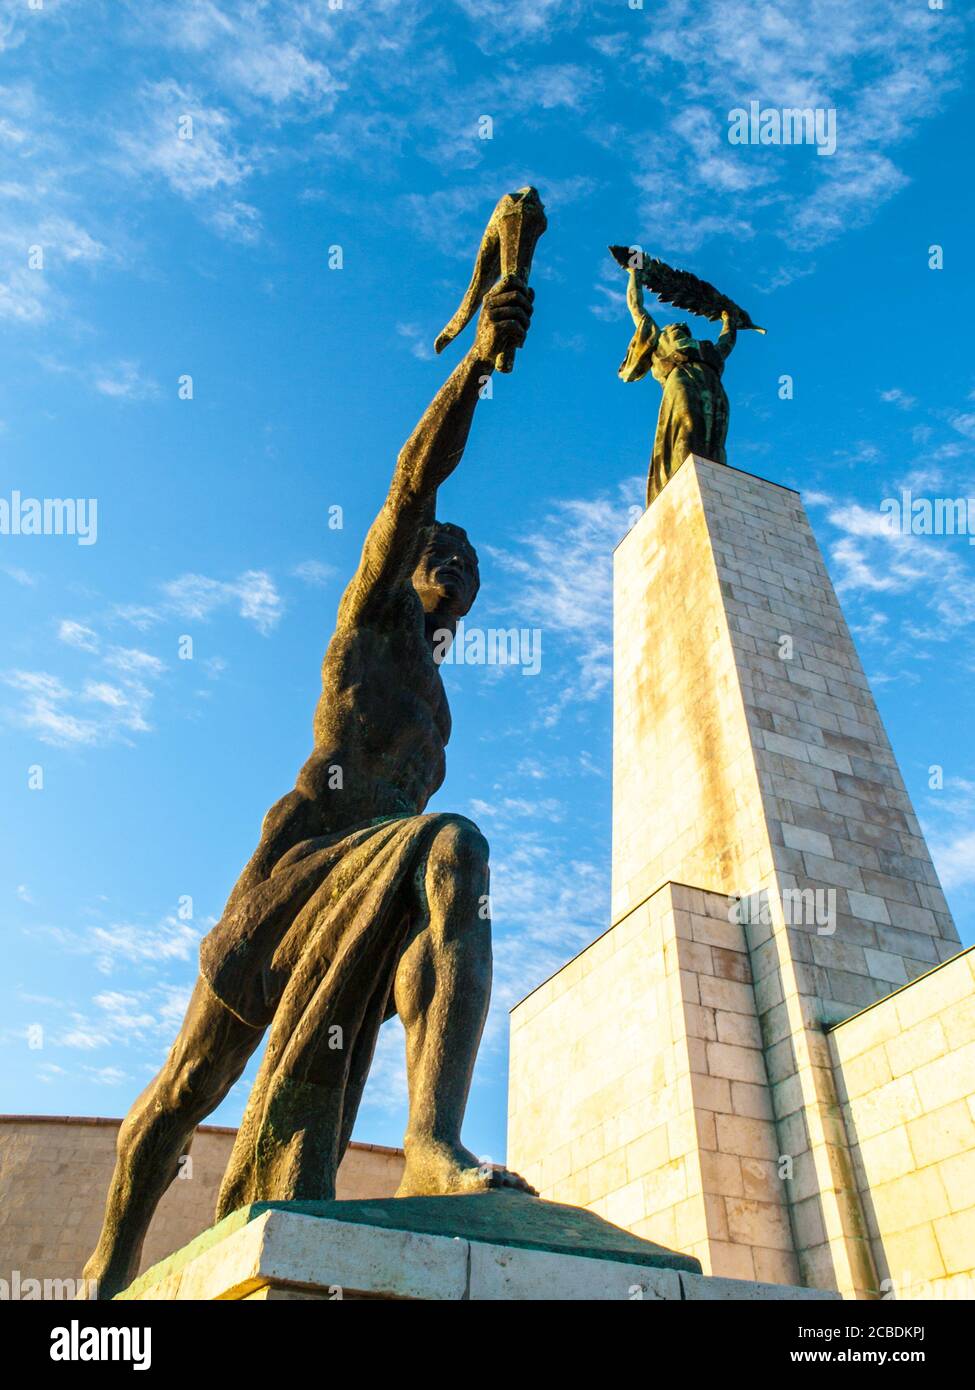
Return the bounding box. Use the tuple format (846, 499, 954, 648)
(392, 817, 536, 1197)
(80, 975, 262, 1299)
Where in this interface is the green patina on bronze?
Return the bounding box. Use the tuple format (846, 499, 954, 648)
(117, 1193, 702, 1296)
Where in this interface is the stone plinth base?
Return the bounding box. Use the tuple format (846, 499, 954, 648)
(117, 1195, 838, 1301)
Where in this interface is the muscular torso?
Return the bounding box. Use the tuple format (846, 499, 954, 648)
(217, 338, 496, 919)
(224, 583, 451, 912)
(306, 588, 451, 824)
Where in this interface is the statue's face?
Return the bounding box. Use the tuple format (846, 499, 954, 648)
(659, 322, 695, 356)
(412, 525, 479, 619)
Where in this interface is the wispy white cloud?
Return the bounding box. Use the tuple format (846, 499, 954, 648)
(35, 215, 107, 267)
(83, 1064, 129, 1086)
(488, 832, 606, 1035)
(359, 1021, 409, 1116)
(6, 617, 168, 750)
(494, 62, 600, 113)
(58, 619, 99, 652)
(162, 570, 283, 634)
(118, 79, 252, 199)
(488, 477, 643, 723)
(92, 360, 160, 401)
(0, 0, 964, 348)
(111, 604, 161, 631)
(0, 81, 111, 325)
(396, 322, 435, 361)
(0, 209, 107, 321)
(83, 680, 132, 710)
(102, 647, 164, 680)
(827, 510, 975, 638)
(36, 1063, 67, 1085)
(4, 630, 167, 746)
(38, 912, 205, 978)
(7, 567, 283, 748)
(470, 795, 565, 825)
(43, 980, 195, 1063)
(455, 0, 584, 50)
(58, 1024, 111, 1051)
(2, 669, 100, 745)
(924, 776, 975, 893)
(2, 563, 37, 586)
(292, 559, 336, 587)
(810, 404, 975, 676)
(90, 915, 202, 971)
(207, 199, 263, 244)
(223, 40, 341, 108)
(623, 0, 963, 257)
(38, 353, 159, 402)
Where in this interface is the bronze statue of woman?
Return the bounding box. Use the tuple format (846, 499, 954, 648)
(617, 264, 739, 506)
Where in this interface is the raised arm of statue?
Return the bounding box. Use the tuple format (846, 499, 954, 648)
(338, 278, 533, 629)
(716, 309, 738, 361)
(618, 266, 659, 384)
(626, 266, 658, 335)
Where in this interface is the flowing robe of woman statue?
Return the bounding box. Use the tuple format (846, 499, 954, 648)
(618, 265, 738, 506)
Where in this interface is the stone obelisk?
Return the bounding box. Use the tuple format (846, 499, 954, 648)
(508, 456, 962, 1298)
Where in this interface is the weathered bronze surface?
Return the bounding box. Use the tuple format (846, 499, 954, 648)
(612, 247, 762, 505)
(81, 190, 545, 1300)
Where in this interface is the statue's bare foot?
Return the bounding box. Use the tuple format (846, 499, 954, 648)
(74, 1260, 108, 1301)
(74, 1248, 133, 1301)
(396, 1137, 537, 1197)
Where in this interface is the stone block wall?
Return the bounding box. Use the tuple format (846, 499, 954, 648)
(0, 1114, 403, 1288)
(670, 884, 799, 1285)
(507, 884, 695, 1232)
(697, 458, 960, 1005)
(611, 456, 773, 922)
(828, 947, 975, 1298)
(508, 882, 798, 1284)
(509, 457, 968, 1300)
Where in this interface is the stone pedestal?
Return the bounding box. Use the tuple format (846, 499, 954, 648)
(117, 1195, 837, 1301)
(508, 457, 964, 1299)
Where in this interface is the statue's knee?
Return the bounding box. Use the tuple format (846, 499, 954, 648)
(162, 1059, 204, 1112)
(427, 817, 489, 884)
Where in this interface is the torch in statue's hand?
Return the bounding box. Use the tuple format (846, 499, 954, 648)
(472, 276, 535, 366)
(435, 187, 547, 372)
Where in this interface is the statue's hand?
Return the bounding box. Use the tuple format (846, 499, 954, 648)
(472, 275, 534, 365)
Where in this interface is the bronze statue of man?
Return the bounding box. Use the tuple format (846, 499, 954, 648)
(82, 274, 537, 1301)
(617, 263, 738, 505)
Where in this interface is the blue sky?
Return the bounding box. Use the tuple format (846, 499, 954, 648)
(1, 1, 973, 1166)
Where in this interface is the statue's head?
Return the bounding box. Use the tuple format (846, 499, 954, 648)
(657, 321, 697, 358)
(412, 522, 480, 619)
